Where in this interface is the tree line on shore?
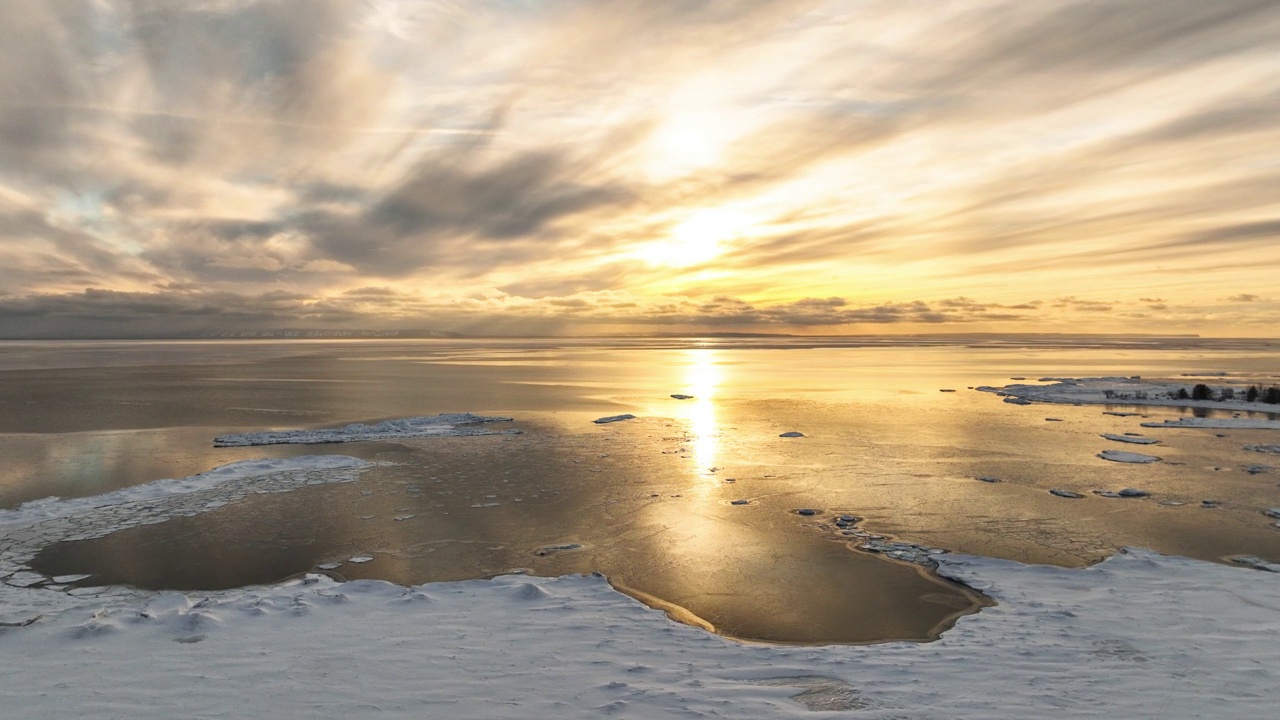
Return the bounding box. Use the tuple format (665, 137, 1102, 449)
(1102, 384, 1280, 403)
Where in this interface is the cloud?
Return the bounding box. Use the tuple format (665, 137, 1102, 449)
(1, 1, 1278, 336)
(0, 286, 1043, 337)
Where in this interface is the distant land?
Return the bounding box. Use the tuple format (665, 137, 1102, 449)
(0, 329, 1237, 342)
(196, 329, 466, 339)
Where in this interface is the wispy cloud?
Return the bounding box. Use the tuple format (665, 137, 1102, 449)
(2, 0, 1278, 336)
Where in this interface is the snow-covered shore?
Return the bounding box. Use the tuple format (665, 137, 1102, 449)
(978, 376, 1280, 418)
(0, 549, 1276, 718)
(1, 456, 1278, 717)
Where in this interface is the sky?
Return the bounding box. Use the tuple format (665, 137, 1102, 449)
(1, 0, 1278, 338)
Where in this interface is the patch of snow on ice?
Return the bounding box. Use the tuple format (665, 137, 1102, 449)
(214, 413, 516, 447)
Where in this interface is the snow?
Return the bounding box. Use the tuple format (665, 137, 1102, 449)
(1140, 418, 1280, 430)
(1100, 433, 1160, 445)
(213, 413, 516, 446)
(0, 549, 1276, 718)
(978, 376, 1280, 412)
(0, 455, 368, 530)
(1098, 450, 1161, 464)
(2, 452, 1279, 717)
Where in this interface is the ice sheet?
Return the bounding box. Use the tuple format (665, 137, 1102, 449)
(214, 413, 516, 446)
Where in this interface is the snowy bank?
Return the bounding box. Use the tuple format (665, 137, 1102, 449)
(213, 413, 516, 447)
(0, 549, 1277, 719)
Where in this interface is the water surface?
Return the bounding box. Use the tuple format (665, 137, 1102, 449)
(6, 337, 1280, 642)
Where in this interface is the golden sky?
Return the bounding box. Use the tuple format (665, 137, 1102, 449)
(2, 0, 1278, 337)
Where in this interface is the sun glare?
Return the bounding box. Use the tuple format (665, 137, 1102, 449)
(637, 208, 754, 268)
(644, 111, 723, 180)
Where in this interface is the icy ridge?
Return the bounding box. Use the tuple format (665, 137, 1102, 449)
(214, 413, 517, 446)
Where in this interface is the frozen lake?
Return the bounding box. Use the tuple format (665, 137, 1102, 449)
(3, 336, 1279, 643)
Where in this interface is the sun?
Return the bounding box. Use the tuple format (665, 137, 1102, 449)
(637, 207, 754, 268)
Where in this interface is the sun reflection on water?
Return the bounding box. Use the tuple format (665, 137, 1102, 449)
(681, 349, 722, 483)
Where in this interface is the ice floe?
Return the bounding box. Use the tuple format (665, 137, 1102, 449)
(214, 413, 516, 447)
(859, 539, 947, 566)
(533, 543, 584, 556)
(1100, 433, 1160, 445)
(1098, 450, 1161, 464)
(778, 431, 805, 438)
(1246, 444, 1280, 453)
(593, 414, 636, 424)
(1093, 488, 1151, 499)
(804, 513, 948, 568)
(1049, 489, 1084, 499)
